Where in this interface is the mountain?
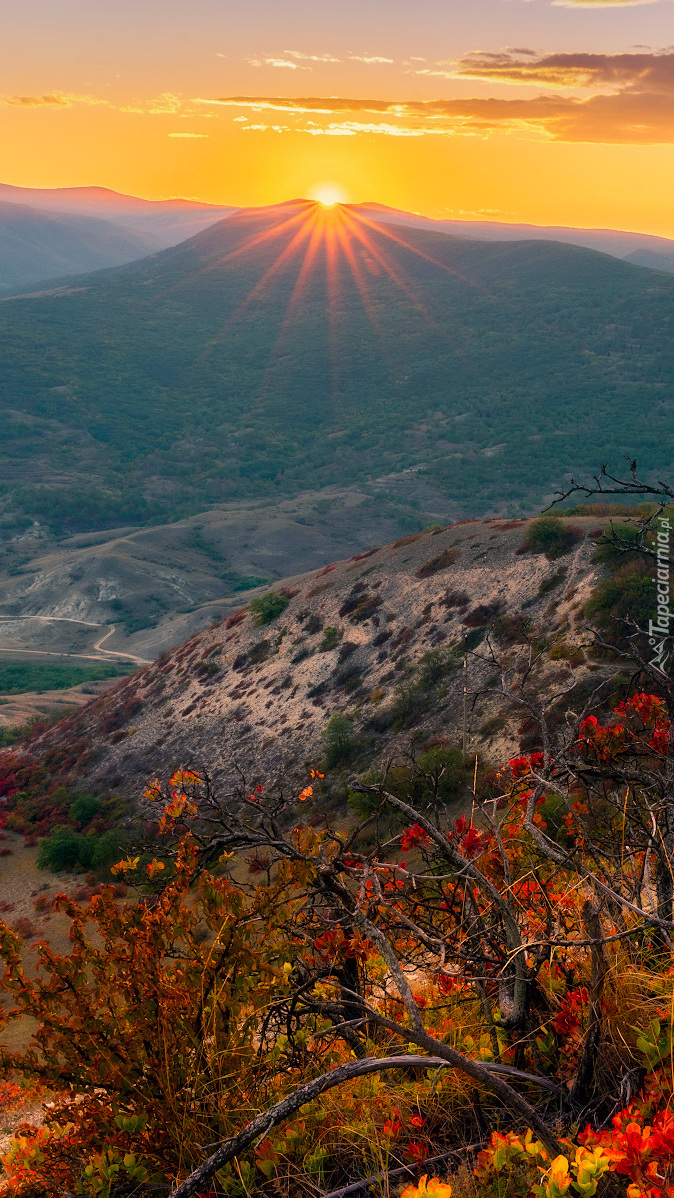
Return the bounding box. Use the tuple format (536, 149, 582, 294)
(0, 183, 237, 248)
(0, 200, 672, 539)
(0, 200, 164, 292)
(356, 203, 674, 273)
(6, 514, 621, 803)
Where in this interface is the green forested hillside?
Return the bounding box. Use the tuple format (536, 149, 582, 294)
(1, 201, 672, 532)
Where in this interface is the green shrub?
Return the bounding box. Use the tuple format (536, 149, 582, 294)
(90, 828, 131, 871)
(249, 592, 290, 625)
(323, 714, 357, 769)
(480, 715, 507, 737)
(37, 825, 130, 875)
(592, 523, 642, 567)
(320, 626, 342, 652)
(69, 795, 102, 828)
(585, 560, 652, 629)
(417, 648, 458, 689)
(37, 827, 94, 873)
(538, 569, 567, 598)
(349, 744, 471, 818)
(520, 518, 584, 560)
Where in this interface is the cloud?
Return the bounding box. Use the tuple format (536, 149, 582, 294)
(452, 49, 674, 90)
(168, 131, 209, 137)
(122, 92, 186, 115)
(200, 78, 674, 143)
(247, 57, 302, 70)
(200, 96, 418, 116)
(348, 54, 394, 64)
(0, 92, 104, 107)
(301, 120, 442, 136)
(284, 50, 340, 63)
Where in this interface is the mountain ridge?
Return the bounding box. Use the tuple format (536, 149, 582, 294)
(0, 182, 238, 249)
(354, 202, 674, 272)
(0, 200, 164, 291)
(6, 514, 625, 805)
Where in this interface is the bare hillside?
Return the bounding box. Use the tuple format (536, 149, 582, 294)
(12, 515, 629, 804)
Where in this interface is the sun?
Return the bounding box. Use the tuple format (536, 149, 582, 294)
(310, 184, 347, 207)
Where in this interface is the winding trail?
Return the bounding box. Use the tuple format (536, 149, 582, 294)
(0, 616, 152, 665)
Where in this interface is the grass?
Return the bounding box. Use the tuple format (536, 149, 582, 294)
(0, 661, 125, 695)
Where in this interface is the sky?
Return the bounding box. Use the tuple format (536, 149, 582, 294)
(3, 0, 674, 234)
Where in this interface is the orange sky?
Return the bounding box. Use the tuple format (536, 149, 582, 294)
(3, 1, 674, 235)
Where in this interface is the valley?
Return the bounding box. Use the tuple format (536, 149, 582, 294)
(0, 479, 452, 666)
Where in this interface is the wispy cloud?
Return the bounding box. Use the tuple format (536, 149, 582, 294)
(348, 54, 395, 64)
(247, 57, 303, 70)
(200, 97, 414, 116)
(168, 131, 209, 138)
(122, 92, 188, 115)
(200, 65, 674, 143)
(1, 92, 105, 107)
(284, 50, 340, 63)
(302, 120, 442, 136)
(452, 49, 674, 89)
(347, 54, 395, 64)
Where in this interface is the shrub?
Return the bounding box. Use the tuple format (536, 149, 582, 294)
(585, 559, 653, 630)
(337, 641, 358, 662)
(372, 629, 392, 647)
(491, 613, 531, 644)
(292, 645, 312, 664)
(320, 626, 342, 652)
(37, 826, 93, 872)
(415, 549, 460, 578)
(249, 591, 290, 625)
(440, 590, 469, 610)
(90, 828, 131, 872)
(592, 522, 641, 567)
(37, 826, 130, 875)
(549, 643, 584, 662)
(69, 795, 102, 828)
(519, 517, 584, 560)
(463, 627, 486, 650)
(538, 569, 567, 597)
(248, 640, 271, 664)
(418, 648, 458, 689)
(352, 595, 383, 622)
(322, 713, 358, 768)
(462, 600, 504, 628)
(480, 714, 507, 737)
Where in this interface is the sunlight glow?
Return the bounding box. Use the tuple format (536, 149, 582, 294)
(192, 200, 480, 395)
(310, 184, 347, 207)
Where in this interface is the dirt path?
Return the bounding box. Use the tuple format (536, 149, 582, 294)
(0, 616, 152, 665)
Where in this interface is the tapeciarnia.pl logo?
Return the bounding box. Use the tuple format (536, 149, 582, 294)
(649, 516, 672, 674)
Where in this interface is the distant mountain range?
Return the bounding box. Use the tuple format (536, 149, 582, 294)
(2, 181, 674, 294)
(356, 203, 674, 274)
(0, 199, 672, 542)
(0, 183, 237, 289)
(0, 201, 164, 292)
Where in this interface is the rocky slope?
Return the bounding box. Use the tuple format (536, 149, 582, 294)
(11, 514, 634, 806)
